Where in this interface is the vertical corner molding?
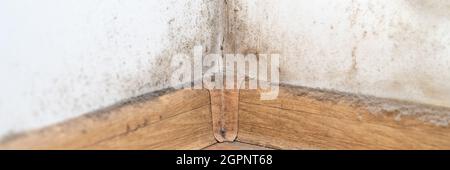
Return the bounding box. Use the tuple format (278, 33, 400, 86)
(210, 89, 239, 142)
(208, 0, 242, 142)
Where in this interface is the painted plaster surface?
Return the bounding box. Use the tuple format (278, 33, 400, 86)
(235, 0, 450, 108)
(0, 0, 222, 137)
(1, 0, 450, 138)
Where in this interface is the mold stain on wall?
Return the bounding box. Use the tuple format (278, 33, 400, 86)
(1, 0, 450, 139)
(0, 0, 224, 138)
(235, 0, 450, 108)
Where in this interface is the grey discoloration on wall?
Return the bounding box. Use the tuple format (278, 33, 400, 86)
(282, 84, 450, 127)
(0, 0, 224, 137)
(82, 87, 177, 121)
(211, 0, 450, 126)
(407, 0, 450, 18)
(0, 87, 177, 144)
(1, 0, 450, 139)
(234, 0, 450, 108)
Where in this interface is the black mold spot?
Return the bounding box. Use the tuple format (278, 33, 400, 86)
(220, 127, 227, 138)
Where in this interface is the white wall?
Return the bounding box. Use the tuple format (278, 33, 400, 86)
(1, 0, 449, 138)
(235, 0, 450, 108)
(0, 0, 222, 137)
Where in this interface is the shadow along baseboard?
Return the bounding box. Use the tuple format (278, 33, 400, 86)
(2, 85, 450, 149)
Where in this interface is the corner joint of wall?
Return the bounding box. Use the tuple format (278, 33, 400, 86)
(209, 89, 239, 142)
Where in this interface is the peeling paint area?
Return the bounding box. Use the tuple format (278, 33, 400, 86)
(236, 0, 450, 108)
(0, 0, 223, 137)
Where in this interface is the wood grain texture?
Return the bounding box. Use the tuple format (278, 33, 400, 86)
(210, 89, 239, 142)
(203, 142, 272, 150)
(4, 84, 450, 150)
(238, 86, 450, 150)
(0, 89, 212, 149)
(90, 105, 216, 150)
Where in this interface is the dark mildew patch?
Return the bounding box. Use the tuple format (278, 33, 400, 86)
(82, 87, 176, 121)
(0, 87, 178, 144)
(0, 131, 27, 144)
(407, 0, 450, 17)
(282, 84, 450, 127)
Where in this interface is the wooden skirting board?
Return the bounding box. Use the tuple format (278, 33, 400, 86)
(203, 142, 273, 150)
(0, 89, 216, 149)
(2, 85, 450, 149)
(238, 85, 450, 149)
(209, 89, 239, 142)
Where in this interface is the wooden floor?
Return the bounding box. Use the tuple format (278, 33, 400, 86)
(203, 142, 273, 150)
(2, 85, 450, 150)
